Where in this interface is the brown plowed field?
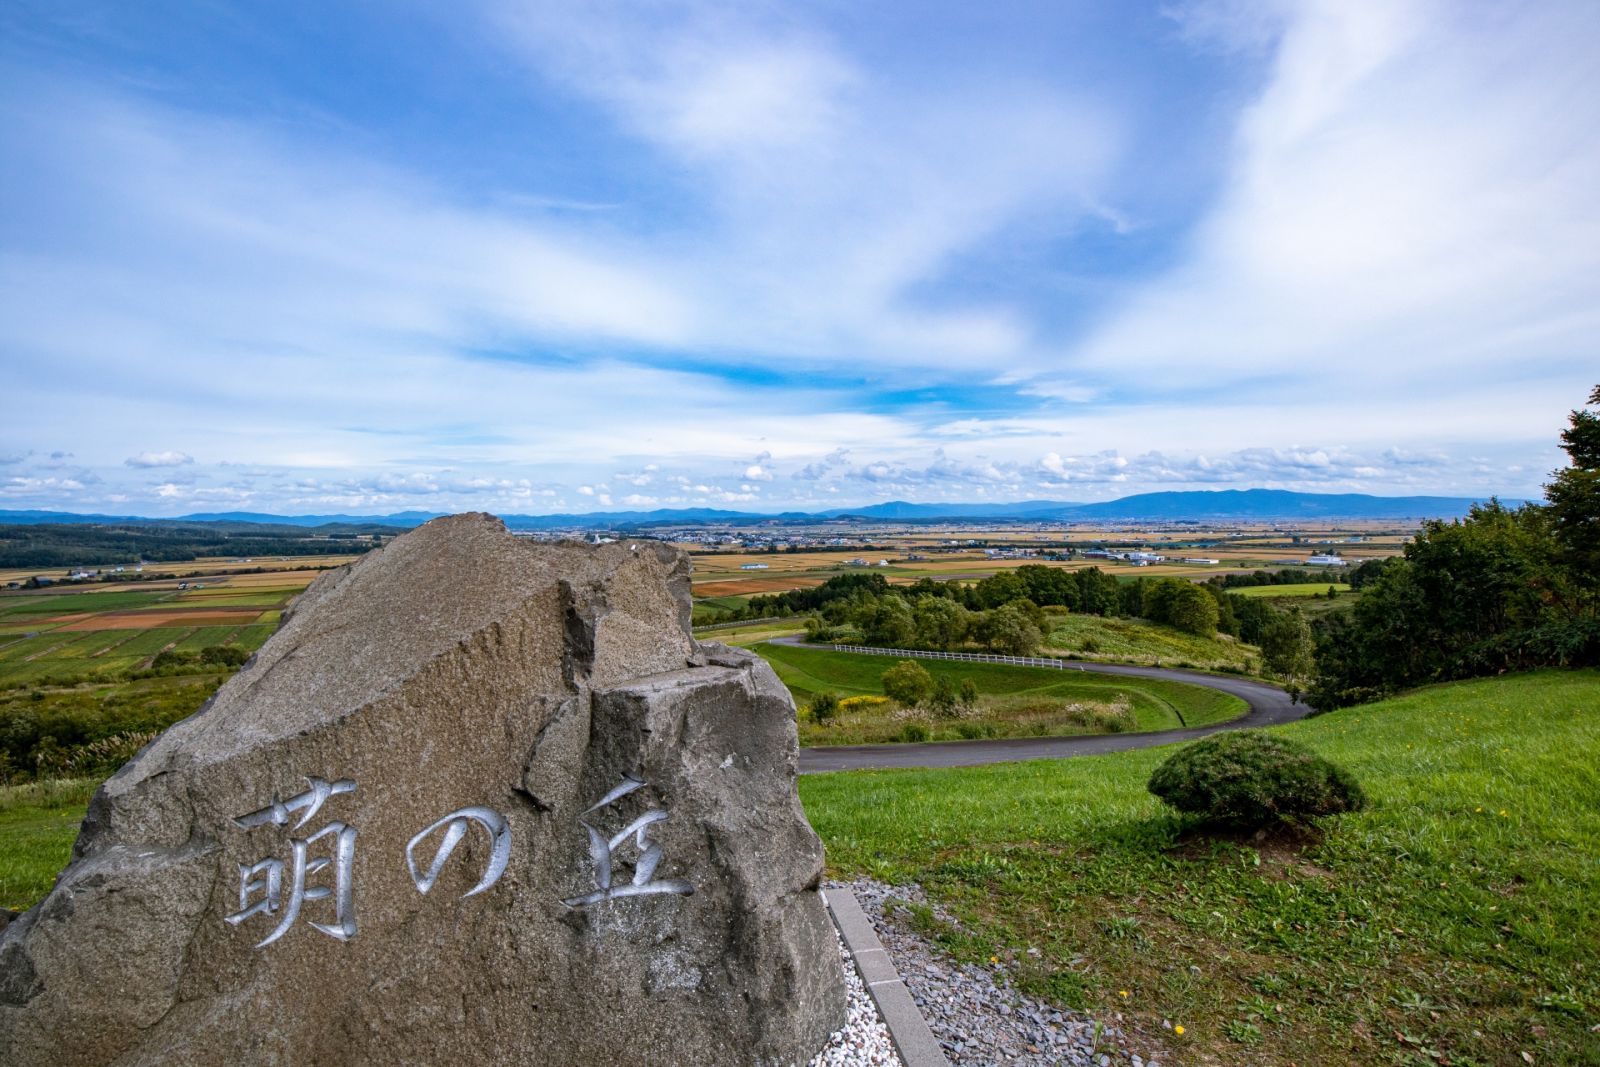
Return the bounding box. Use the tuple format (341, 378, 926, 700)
(56, 608, 263, 631)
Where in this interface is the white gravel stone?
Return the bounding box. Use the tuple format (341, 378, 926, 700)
(808, 929, 904, 1067)
(828, 879, 1166, 1067)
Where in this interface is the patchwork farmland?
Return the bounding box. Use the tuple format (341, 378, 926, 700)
(0, 566, 336, 689)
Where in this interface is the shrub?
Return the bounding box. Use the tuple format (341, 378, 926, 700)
(199, 644, 249, 667)
(809, 691, 841, 723)
(897, 723, 930, 743)
(1147, 730, 1365, 828)
(882, 660, 934, 706)
(928, 675, 960, 717)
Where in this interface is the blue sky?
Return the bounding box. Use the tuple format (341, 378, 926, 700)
(2, 1, 1596, 516)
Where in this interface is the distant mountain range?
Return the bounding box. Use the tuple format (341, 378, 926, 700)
(0, 489, 1521, 531)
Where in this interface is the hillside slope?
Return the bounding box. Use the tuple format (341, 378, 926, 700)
(801, 670, 1600, 1066)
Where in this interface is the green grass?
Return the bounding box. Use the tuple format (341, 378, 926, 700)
(171, 625, 255, 653)
(169, 590, 294, 607)
(0, 785, 94, 910)
(1231, 583, 1352, 598)
(756, 642, 1246, 743)
(800, 669, 1600, 1066)
(1046, 613, 1260, 672)
(693, 594, 752, 613)
(114, 627, 192, 658)
(0, 590, 173, 616)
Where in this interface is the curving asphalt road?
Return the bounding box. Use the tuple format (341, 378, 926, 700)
(764, 636, 1312, 773)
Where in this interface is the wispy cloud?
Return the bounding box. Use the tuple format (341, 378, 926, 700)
(0, 2, 1592, 514)
(1075, 1, 1600, 398)
(125, 450, 193, 468)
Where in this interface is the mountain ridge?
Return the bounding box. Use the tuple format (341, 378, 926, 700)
(0, 489, 1523, 530)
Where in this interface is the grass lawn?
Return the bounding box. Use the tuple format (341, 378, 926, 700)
(800, 669, 1600, 1066)
(1231, 583, 1353, 598)
(1046, 612, 1260, 673)
(0, 780, 96, 911)
(756, 642, 1246, 744)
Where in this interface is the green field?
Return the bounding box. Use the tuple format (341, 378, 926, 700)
(1046, 612, 1260, 672)
(1231, 582, 1352, 598)
(0, 594, 279, 690)
(0, 590, 175, 616)
(800, 669, 1600, 1066)
(755, 642, 1246, 743)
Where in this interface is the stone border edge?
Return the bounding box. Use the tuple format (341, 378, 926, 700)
(822, 887, 951, 1067)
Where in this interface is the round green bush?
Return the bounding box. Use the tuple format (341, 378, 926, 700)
(1147, 730, 1365, 828)
(808, 691, 840, 723)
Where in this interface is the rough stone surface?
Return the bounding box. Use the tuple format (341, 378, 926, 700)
(0, 513, 844, 1066)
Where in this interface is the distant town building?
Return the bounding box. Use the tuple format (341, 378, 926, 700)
(1305, 554, 1349, 566)
(738, 563, 769, 570)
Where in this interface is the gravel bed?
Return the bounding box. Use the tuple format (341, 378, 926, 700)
(834, 879, 1166, 1067)
(809, 928, 904, 1067)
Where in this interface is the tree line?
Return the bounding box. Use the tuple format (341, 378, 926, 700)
(763, 562, 1317, 683)
(0, 522, 387, 568)
(1308, 385, 1600, 708)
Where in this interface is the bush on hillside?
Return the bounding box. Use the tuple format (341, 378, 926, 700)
(808, 691, 841, 723)
(881, 660, 934, 706)
(1147, 730, 1365, 829)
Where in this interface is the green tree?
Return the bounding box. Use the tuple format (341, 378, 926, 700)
(928, 675, 960, 717)
(958, 678, 979, 709)
(1014, 565, 1079, 608)
(860, 595, 915, 647)
(1142, 578, 1219, 636)
(1259, 607, 1314, 682)
(1308, 500, 1578, 708)
(974, 570, 1028, 608)
(881, 660, 934, 706)
(913, 595, 969, 650)
(1546, 384, 1600, 580)
(975, 603, 1044, 655)
(1167, 583, 1220, 637)
(1074, 567, 1121, 616)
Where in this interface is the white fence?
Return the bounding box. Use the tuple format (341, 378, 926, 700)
(828, 644, 1079, 671)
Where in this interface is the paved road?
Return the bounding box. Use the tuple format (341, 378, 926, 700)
(763, 636, 1311, 773)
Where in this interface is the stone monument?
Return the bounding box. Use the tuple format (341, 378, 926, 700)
(0, 514, 845, 1065)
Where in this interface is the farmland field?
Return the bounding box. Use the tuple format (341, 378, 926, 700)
(1231, 582, 1352, 597)
(678, 520, 1404, 602)
(0, 564, 327, 691)
(754, 641, 1246, 743)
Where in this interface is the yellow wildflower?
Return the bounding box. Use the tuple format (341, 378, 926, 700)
(1175, 1025, 1186, 1036)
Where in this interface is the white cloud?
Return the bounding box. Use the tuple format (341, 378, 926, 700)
(1, 4, 1588, 515)
(489, 0, 1121, 368)
(125, 450, 193, 468)
(1074, 1, 1600, 399)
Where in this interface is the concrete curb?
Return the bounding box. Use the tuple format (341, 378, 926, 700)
(823, 887, 951, 1067)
